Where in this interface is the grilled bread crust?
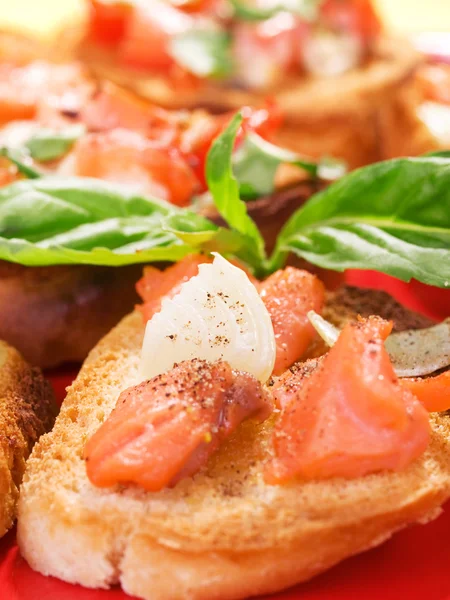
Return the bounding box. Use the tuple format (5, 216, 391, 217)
(79, 37, 438, 168)
(0, 341, 56, 537)
(17, 288, 450, 600)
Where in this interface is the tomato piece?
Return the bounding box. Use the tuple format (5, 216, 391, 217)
(84, 359, 271, 491)
(73, 128, 198, 206)
(265, 316, 430, 483)
(259, 267, 325, 375)
(179, 113, 228, 186)
(88, 0, 133, 46)
(320, 0, 382, 42)
(118, 2, 192, 72)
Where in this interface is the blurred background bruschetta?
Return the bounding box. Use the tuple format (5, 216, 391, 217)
(73, 0, 436, 167)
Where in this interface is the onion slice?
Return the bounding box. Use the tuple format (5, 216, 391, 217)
(307, 310, 339, 347)
(139, 253, 276, 383)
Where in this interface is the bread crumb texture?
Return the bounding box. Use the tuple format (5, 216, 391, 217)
(0, 342, 56, 537)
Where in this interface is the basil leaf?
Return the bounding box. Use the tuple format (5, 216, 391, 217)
(230, 0, 323, 22)
(233, 132, 346, 199)
(271, 157, 450, 287)
(0, 147, 42, 179)
(0, 226, 194, 266)
(25, 124, 86, 162)
(0, 175, 261, 268)
(205, 113, 267, 270)
(0, 176, 198, 266)
(0, 176, 175, 241)
(169, 30, 233, 79)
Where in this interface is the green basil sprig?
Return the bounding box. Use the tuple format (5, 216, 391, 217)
(0, 177, 191, 266)
(0, 113, 448, 289)
(270, 157, 450, 287)
(205, 113, 267, 269)
(0, 124, 85, 179)
(0, 175, 254, 267)
(186, 119, 450, 287)
(204, 117, 450, 287)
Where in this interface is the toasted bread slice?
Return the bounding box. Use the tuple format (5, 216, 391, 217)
(18, 289, 450, 600)
(0, 341, 56, 537)
(0, 261, 142, 368)
(79, 37, 438, 167)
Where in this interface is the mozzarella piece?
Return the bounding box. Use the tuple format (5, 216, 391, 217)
(140, 254, 276, 383)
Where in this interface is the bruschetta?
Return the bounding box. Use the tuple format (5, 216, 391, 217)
(17, 256, 450, 600)
(76, 0, 437, 166)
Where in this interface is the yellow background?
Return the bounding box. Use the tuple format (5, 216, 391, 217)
(0, 0, 449, 40)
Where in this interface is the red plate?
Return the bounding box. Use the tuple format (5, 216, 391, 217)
(1, 274, 449, 600)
